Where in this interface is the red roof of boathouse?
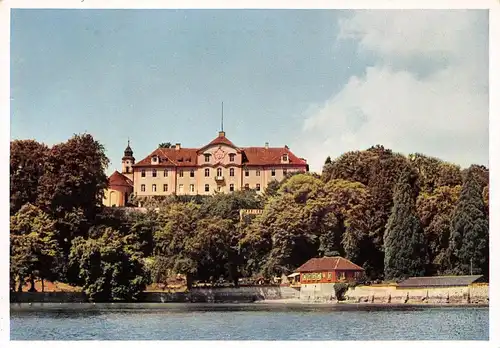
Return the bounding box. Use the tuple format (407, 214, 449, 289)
(296, 256, 364, 273)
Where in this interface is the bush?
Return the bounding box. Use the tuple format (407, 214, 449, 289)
(333, 282, 349, 301)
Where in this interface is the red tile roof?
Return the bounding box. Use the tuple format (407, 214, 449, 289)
(296, 257, 364, 272)
(133, 134, 308, 168)
(108, 171, 133, 189)
(134, 148, 199, 167)
(241, 147, 307, 167)
(207, 134, 238, 149)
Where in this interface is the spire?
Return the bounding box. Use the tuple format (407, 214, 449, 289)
(123, 138, 133, 158)
(221, 101, 224, 132)
(219, 101, 226, 137)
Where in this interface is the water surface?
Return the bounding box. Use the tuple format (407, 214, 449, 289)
(10, 303, 488, 340)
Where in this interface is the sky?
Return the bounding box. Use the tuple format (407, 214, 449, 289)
(10, 9, 489, 174)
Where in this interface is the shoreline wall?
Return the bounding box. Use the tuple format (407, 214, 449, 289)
(9, 284, 488, 304)
(10, 286, 300, 303)
(345, 284, 489, 304)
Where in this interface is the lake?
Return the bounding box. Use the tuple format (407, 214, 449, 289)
(10, 303, 489, 340)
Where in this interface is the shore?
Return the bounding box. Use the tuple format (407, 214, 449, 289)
(255, 298, 489, 307)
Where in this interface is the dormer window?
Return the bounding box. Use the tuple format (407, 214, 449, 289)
(229, 154, 235, 162)
(282, 154, 288, 162)
(151, 155, 159, 164)
(204, 154, 210, 162)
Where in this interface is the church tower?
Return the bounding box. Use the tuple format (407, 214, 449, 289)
(122, 139, 135, 182)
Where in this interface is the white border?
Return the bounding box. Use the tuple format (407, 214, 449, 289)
(1, 1, 498, 347)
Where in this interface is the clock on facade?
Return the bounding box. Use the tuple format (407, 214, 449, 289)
(213, 147, 226, 162)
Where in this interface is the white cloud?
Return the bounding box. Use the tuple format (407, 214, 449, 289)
(297, 10, 488, 173)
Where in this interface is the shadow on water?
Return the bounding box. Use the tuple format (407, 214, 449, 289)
(10, 302, 488, 317)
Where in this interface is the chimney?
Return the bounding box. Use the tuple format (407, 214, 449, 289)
(284, 145, 289, 149)
(175, 143, 181, 150)
(265, 142, 269, 149)
(218, 131, 226, 137)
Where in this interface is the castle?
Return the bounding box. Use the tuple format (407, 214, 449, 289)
(103, 131, 309, 207)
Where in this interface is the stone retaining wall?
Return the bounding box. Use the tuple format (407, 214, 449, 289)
(10, 291, 88, 303)
(10, 286, 300, 303)
(345, 284, 489, 304)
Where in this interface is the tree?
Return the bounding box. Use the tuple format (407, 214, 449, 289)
(69, 227, 148, 302)
(37, 134, 109, 253)
(383, 168, 427, 281)
(248, 175, 325, 277)
(10, 140, 49, 215)
(193, 217, 239, 285)
(416, 185, 461, 275)
(10, 204, 62, 292)
(158, 142, 173, 148)
(449, 169, 489, 277)
(199, 190, 263, 222)
(324, 156, 332, 165)
(153, 202, 201, 289)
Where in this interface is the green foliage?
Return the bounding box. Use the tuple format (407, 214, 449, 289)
(449, 169, 489, 277)
(69, 228, 148, 302)
(199, 190, 263, 222)
(37, 133, 109, 221)
(10, 204, 62, 291)
(384, 168, 427, 281)
(9, 133, 491, 295)
(158, 142, 173, 148)
(10, 140, 49, 215)
(416, 185, 461, 274)
(333, 282, 349, 301)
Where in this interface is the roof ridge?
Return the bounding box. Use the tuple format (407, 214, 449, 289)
(334, 257, 340, 269)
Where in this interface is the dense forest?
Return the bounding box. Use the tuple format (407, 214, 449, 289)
(10, 135, 489, 301)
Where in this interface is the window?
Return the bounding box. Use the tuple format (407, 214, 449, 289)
(271, 169, 276, 176)
(163, 184, 168, 192)
(163, 169, 168, 177)
(338, 271, 345, 280)
(230, 168, 235, 177)
(152, 184, 157, 192)
(327, 272, 332, 280)
(204, 154, 210, 162)
(125, 167, 130, 174)
(141, 184, 145, 192)
(179, 184, 184, 193)
(217, 186, 222, 192)
(230, 184, 234, 192)
(256, 170, 260, 177)
(205, 184, 209, 192)
(282, 154, 288, 162)
(205, 168, 210, 177)
(245, 170, 249, 177)
(244, 183, 249, 190)
(190, 184, 195, 193)
(256, 184, 260, 191)
(152, 155, 159, 164)
(179, 170, 184, 177)
(141, 170, 146, 177)
(283, 169, 287, 176)
(152, 169, 157, 177)
(217, 168, 222, 176)
(190, 169, 195, 177)
(229, 154, 235, 162)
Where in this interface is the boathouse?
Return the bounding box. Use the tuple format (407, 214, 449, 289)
(396, 275, 485, 288)
(295, 256, 364, 300)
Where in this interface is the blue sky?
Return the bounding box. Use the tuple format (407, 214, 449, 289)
(10, 9, 488, 174)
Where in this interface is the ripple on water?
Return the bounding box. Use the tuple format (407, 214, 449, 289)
(10, 303, 489, 340)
